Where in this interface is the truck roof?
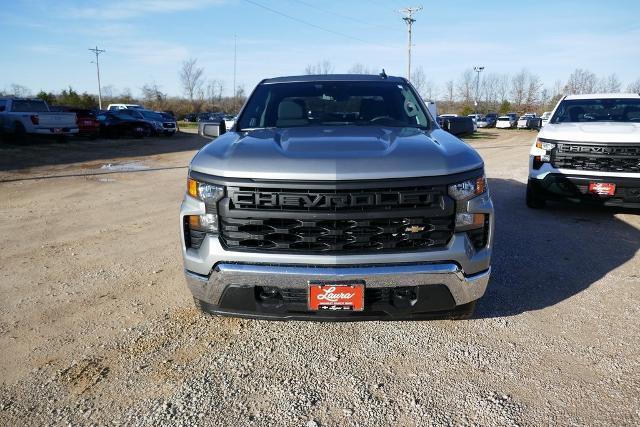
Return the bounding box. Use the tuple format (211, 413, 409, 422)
(564, 93, 640, 100)
(261, 74, 407, 84)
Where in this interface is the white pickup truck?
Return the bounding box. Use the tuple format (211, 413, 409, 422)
(0, 97, 78, 142)
(527, 93, 640, 209)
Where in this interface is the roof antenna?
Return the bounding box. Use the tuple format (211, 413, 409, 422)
(379, 69, 388, 79)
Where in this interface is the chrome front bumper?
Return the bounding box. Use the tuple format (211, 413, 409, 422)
(185, 263, 490, 308)
(181, 191, 494, 313)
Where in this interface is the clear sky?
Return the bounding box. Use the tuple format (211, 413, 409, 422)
(1, 0, 639, 98)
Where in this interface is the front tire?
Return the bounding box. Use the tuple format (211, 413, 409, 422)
(526, 181, 546, 209)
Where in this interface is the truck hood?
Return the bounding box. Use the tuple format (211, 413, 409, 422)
(540, 122, 640, 144)
(190, 126, 483, 180)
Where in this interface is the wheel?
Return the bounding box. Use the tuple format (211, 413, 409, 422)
(526, 181, 546, 209)
(132, 125, 148, 138)
(448, 301, 476, 320)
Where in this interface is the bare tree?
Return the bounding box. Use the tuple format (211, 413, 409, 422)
(481, 73, 501, 111)
(455, 69, 474, 104)
(539, 87, 550, 108)
(179, 58, 205, 103)
(235, 85, 246, 99)
(141, 83, 166, 107)
(411, 66, 426, 96)
(525, 73, 542, 109)
(305, 60, 334, 75)
(444, 80, 455, 103)
(9, 84, 31, 97)
(628, 78, 640, 93)
(597, 73, 622, 93)
(422, 80, 437, 101)
(205, 79, 224, 109)
(564, 69, 597, 94)
(551, 80, 564, 98)
(495, 74, 509, 104)
(119, 88, 136, 103)
(510, 70, 527, 108)
(348, 63, 373, 74)
(101, 85, 115, 99)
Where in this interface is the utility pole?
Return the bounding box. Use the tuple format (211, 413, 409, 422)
(473, 66, 485, 114)
(89, 46, 106, 110)
(399, 6, 422, 81)
(233, 34, 237, 112)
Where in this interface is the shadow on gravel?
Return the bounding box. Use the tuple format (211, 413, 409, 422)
(0, 131, 209, 172)
(475, 178, 640, 318)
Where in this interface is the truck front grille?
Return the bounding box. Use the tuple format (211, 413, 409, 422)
(217, 183, 455, 254)
(220, 216, 453, 253)
(551, 143, 640, 173)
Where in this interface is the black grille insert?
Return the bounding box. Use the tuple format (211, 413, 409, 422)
(216, 182, 455, 254)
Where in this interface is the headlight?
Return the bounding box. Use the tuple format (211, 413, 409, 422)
(187, 212, 218, 233)
(185, 178, 224, 239)
(447, 174, 487, 201)
(535, 140, 556, 151)
(187, 178, 224, 204)
(448, 174, 488, 235)
(154, 121, 163, 129)
(533, 139, 556, 166)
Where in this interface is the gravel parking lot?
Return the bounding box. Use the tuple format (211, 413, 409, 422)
(1, 129, 638, 426)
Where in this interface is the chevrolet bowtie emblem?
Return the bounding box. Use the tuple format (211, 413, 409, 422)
(405, 225, 425, 233)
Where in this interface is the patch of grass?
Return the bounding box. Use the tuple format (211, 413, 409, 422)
(177, 121, 198, 129)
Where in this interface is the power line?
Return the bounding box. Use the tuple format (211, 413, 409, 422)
(399, 6, 422, 81)
(288, 0, 384, 28)
(242, 0, 369, 44)
(88, 46, 106, 110)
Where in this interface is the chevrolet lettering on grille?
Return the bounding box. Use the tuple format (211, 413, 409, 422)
(231, 190, 435, 209)
(559, 144, 640, 156)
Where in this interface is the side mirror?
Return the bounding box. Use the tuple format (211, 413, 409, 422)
(0, 106, 5, 112)
(199, 121, 226, 138)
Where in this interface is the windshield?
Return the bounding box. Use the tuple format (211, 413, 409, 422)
(551, 98, 640, 123)
(12, 100, 49, 112)
(141, 111, 164, 121)
(237, 81, 431, 130)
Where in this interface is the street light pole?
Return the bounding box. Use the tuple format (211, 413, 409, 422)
(89, 46, 106, 110)
(473, 66, 485, 114)
(233, 34, 237, 112)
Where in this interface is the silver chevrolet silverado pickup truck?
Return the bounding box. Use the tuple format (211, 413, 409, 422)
(180, 74, 494, 320)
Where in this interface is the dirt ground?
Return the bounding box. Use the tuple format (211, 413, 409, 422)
(0, 129, 638, 426)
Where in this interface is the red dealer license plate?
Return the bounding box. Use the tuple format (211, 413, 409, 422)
(589, 182, 616, 196)
(308, 283, 364, 312)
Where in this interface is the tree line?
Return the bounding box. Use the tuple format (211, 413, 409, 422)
(308, 61, 640, 116)
(0, 57, 247, 119)
(3, 60, 640, 118)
